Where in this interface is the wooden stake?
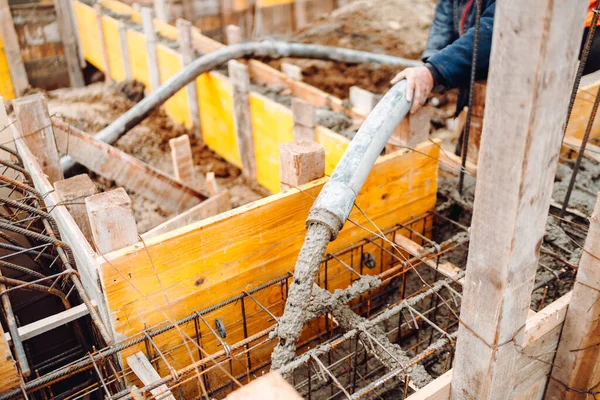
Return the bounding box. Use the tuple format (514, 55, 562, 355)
(225, 24, 242, 45)
(86, 188, 138, 255)
(450, 1, 588, 399)
(349, 86, 377, 115)
(153, 0, 168, 22)
(206, 172, 220, 196)
(12, 95, 63, 183)
(54, 175, 98, 244)
(177, 18, 202, 138)
(142, 7, 161, 92)
(94, 4, 112, 82)
(279, 140, 325, 191)
(292, 98, 315, 141)
(292, 0, 307, 30)
(546, 194, 600, 399)
(169, 134, 202, 190)
(228, 60, 256, 178)
(119, 21, 133, 81)
(386, 106, 432, 152)
(54, 0, 84, 87)
(0, 0, 28, 96)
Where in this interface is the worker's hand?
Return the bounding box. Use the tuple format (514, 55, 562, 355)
(391, 66, 434, 114)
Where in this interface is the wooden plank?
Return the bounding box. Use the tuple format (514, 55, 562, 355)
(142, 190, 232, 240)
(54, 0, 84, 87)
(169, 134, 202, 190)
(0, 0, 28, 96)
(54, 174, 98, 244)
(547, 195, 600, 399)
(206, 172, 220, 195)
(566, 78, 600, 141)
(126, 352, 176, 400)
(177, 18, 201, 138)
(407, 371, 452, 400)
(94, 4, 112, 82)
(12, 94, 64, 184)
(51, 118, 207, 213)
(142, 7, 161, 91)
(0, 324, 19, 392)
(449, 1, 588, 398)
(99, 141, 439, 341)
(229, 60, 256, 179)
(4, 302, 94, 344)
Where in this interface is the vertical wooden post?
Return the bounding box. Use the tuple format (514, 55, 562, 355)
(450, 1, 588, 399)
(386, 106, 432, 152)
(119, 21, 133, 81)
(169, 134, 202, 190)
(94, 4, 112, 82)
(153, 0, 169, 22)
(228, 60, 256, 179)
(86, 188, 138, 255)
(206, 172, 220, 196)
(54, 175, 98, 244)
(349, 86, 377, 115)
(225, 24, 242, 45)
(293, 0, 307, 30)
(181, 0, 194, 26)
(0, 97, 14, 158)
(292, 98, 315, 141)
(54, 0, 84, 87)
(0, 0, 28, 96)
(546, 194, 600, 399)
(177, 18, 202, 139)
(13, 95, 64, 183)
(279, 140, 325, 191)
(142, 7, 161, 92)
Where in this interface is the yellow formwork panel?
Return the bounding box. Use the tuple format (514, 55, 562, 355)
(196, 72, 241, 167)
(102, 15, 126, 82)
(157, 44, 191, 127)
(126, 30, 150, 89)
(73, 0, 104, 71)
(249, 92, 294, 193)
(0, 33, 15, 100)
(315, 126, 350, 175)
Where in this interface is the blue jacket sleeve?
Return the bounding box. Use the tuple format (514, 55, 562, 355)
(422, 0, 456, 62)
(427, 2, 495, 89)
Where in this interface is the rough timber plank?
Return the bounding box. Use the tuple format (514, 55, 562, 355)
(51, 119, 207, 213)
(0, 324, 18, 392)
(99, 141, 439, 346)
(449, 1, 588, 399)
(546, 195, 600, 399)
(566, 78, 600, 141)
(126, 352, 176, 400)
(0, 0, 28, 97)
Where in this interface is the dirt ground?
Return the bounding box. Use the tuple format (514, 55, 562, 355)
(46, 82, 268, 233)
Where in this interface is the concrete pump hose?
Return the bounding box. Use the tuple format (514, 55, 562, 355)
(271, 80, 411, 370)
(60, 40, 420, 171)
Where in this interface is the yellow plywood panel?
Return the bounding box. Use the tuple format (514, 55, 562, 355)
(73, 0, 104, 70)
(157, 45, 191, 127)
(249, 92, 294, 193)
(315, 126, 350, 175)
(566, 80, 600, 141)
(0, 34, 15, 100)
(196, 72, 241, 167)
(126, 29, 150, 89)
(102, 15, 126, 82)
(101, 141, 439, 342)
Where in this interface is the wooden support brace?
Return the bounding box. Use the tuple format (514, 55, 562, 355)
(12, 95, 63, 183)
(547, 194, 600, 399)
(228, 60, 256, 179)
(292, 98, 315, 141)
(86, 188, 139, 255)
(0, 0, 28, 96)
(169, 134, 202, 190)
(279, 140, 325, 191)
(119, 21, 133, 81)
(54, 0, 84, 87)
(142, 7, 161, 92)
(225, 24, 242, 45)
(94, 4, 112, 82)
(126, 352, 176, 400)
(281, 62, 302, 81)
(449, 1, 589, 399)
(349, 86, 377, 115)
(206, 172, 220, 196)
(54, 174, 98, 244)
(177, 18, 202, 138)
(153, 0, 169, 22)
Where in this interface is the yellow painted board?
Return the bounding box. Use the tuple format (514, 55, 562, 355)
(196, 71, 242, 167)
(249, 92, 294, 193)
(126, 29, 150, 89)
(100, 141, 439, 339)
(157, 45, 191, 127)
(316, 125, 350, 175)
(0, 33, 15, 100)
(101, 15, 126, 82)
(73, 0, 104, 71)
